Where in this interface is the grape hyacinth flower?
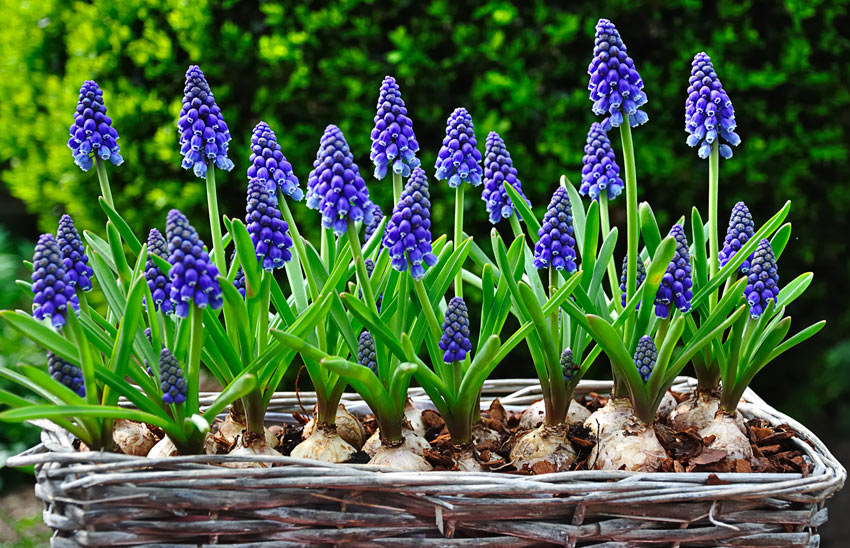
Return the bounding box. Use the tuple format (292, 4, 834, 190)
(532, 187, 577, 272)
(248, 121, 302, 200)
(32, 234, 79, 328)
(561, 348, 579, 382)
(434, 108, 483, 187)
(685, 52, 740, 159)
(165, 209, 223, 318)
(177, 65, 233, 178)
(363, 204, 383, 244)
(245, 178, 293, 271)
(580, 122, 624, 200)
(381, 167, 438, 280)
(620, 256, 647, 308)
(634, 335, 657, 382)
(744, 239, 780, 319)
(439, 297, 472, 363)
(143, 327, 154, 375)
(159, 348, 187, 405)
(56, 214, 93, 292)
(233, 267, 246, 298)
(144, 229, 174, 315)
(481, 131, 531, 224)
(718, 201, 755, 273)
(370, 76, 421, 179)
(47, 351, 85, 397)
(358, 331, 378, 375)
(654, 225, 693, 319)
(587, 19, 648, 130)
(67, 80, 123, 171)
(306, 125, 376, 236)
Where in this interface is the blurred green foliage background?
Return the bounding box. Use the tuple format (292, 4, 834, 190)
(0, 0, 848, 472)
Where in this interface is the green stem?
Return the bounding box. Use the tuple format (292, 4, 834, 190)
(187, 306, 204, 414)
(94, 157, 115, 209)
(412, 278, 441, 341)
(548, 267, 559, 339)
(396, 272, 409, 338)
(279, 199, 320, 301)
(77, 291, 91, 319)
(243, 390, 266, 438)
(619, 121, 639, 340)
(346, 220, 379, 315)
(258, 272, 272, 353)
(599, 194, 622, 312)
(708, 143, 720, 312)
(205, 167, 226, 274)
(392, 172, 403, 208)
(454, 185, 465, 299)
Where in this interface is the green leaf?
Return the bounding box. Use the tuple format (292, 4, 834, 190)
(99, 197, 142, 255)
(231, 219, 262, 298)
(0, 311, 79, 363)
(639, 202, 663, 258)
(217, 276, 253, 366)
(202, 374, 258, 422)
(564, 176, 587, 249)
(691, 207, 708, 291)
(504, 181, 541, 241)
(0, 405, 173, 430)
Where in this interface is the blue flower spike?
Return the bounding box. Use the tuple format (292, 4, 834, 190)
(177, 65, 233, 178)
(439, 297, 472, 364)
(654, 225, 693, 319)
(31, 234, 79, 329)
(434, 107, 483, 188)
(481, 131, 531, 224)
(47, 351, 85, 397)
(685, 52, 740, 159)
(744, 239, 780, 319)
(381, 167, 438, 280)
(587, 19, 649, 130)
(363, 204, 384, 245)
(145, 228, 174, 315)
(719, 201, 755, 273)
(67, 80, 123, 171)
(358, 331, 378, 375)
(634, 335, 657, 382)
(580, 122, 624, 200)
(532, 187, 577, 272)
(165, 209, 223, 318)
(561, 348, 579, 382)
(306, 124, 376, 236)
(619, 255, 647, 308)
(249, 121, 302, 201)
(159, 347, 187, 405)
(245, 178, 294, 271)
(57, 214, 93, 292)
(370, 76, 421, 180)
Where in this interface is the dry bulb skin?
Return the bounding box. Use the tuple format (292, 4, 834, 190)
(225, 434, 281, 468)
(471, 421, 503, 447)
(700, 411, 753, 461)
(147, 436, 179, 459)
(519, 399, 591, 430)
(302, 404, 366, 449)
(217, 412, 279, 448)
(290, 423, 356, 463)
(368, 437, 432, 471)
(589, 417, 667, 472)
(112, 419, 157, 456)
(510, 424, 576, 472)
(363, 426, 429, 457)
(669, 391, 745, 433)
(451, 443, 482, 472)
(584, 396, 635, 441)
(657, 391, 678, 419)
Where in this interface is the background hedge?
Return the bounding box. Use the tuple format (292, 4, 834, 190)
(1, 0, 849, 434)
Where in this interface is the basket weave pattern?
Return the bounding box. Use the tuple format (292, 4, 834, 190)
(9, 378, 845, 547)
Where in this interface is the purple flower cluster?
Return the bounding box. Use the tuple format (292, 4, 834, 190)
(532, 187, 577, 272)
(744, 239, 780, 319)
(358, 331, 378, 374)
(245, 178, 293, 271)
(587, 19, 648, 130)
(178, 65, 233, 178)
(248, 121, 302, 200)
(363, 204, 384, 245)
(47, 351, 85, 397)
(165, 209, 223, 318)
(634, 335, 657, 382)
(481, 131, 531, 224)
(685, 52, 740, 159)
(32, 234, 79, 328)
(620, 255, 647, 308)
(654, 225, 693, 319)
(439, 297, 472, 364)
(382, 167, 438, 280)
(719, 201, 755, 273)
(561, 348, 579, 382)
(67, 80, 123, 171)
(144, 228, 174, 315)
(370, 76, 421, 179)
(57, 215, 93, 292)
(159, 348, 187, 405)
(434, 108, 483, 188)
(306, 125, 376, 236)
(580, 122, 624, 200)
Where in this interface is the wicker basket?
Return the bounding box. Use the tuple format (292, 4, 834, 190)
(8, 377, 845, 547)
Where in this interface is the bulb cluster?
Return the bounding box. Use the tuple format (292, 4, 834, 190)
(685, 52, 740, 159)
(370, 76, 421, 179)
(439, 297, 472, 364)
(306, 125, 376, 236)
(745, 239, 780, 319)
(165, 209, 223, 318)
(57, 214, 93, 292)
(177, 65, 233, 178)
(533, 187, 577, 272)
(381, 167, 438, 280)
(580, 122, 624, 201)
(358, 331, 378, 374)
(245, 178, 293, 271)
(634, 336, 657, 382)
(47, 351, 85, 397)
(248, 121, 302, 201)
(31, 234, 79, 329)
(434, 108, 483, 187)
(481, 131, 531, 224)
(144, 228, 174, 315)
(67, 80, 123, 171)
(587, 18, 648, 130)
(159, 348, 187, 405)
(719, 201, 755, 273)
(654, 225, 693, 319)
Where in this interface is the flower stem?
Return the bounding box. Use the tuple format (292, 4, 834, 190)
(548, 267, 559, 339)
(346, 220, 378, 315)
(257, 272, 272, 353)
(205, 167, 226, 274)
(187, 306, 204, 414)
(619, 122, 638, 339)
(396, 272, 409, 338)
(392, 172, 403, 207)
(94, 157, 115, 209)
(708, 143, 720, 311)
(454, 185, 465, 299)
(412, 278, 441, 342)
(279, 198, 320, 301)
(599, 194, 622, 312)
